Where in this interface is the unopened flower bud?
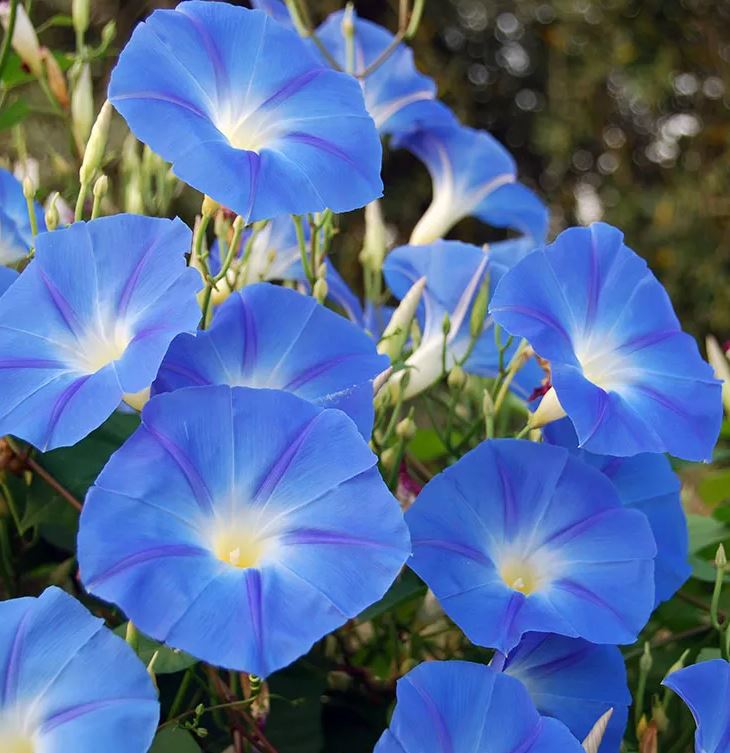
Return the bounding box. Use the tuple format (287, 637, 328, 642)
(79, 100, 113, 184)
(21, 175, 35, 201)
(707, 335, 730, 416)
(93, 173, 108, 200)
(639, 642, 652, 674)
(395, 416, 417, 441)
(360, 200, 387, 273)
(664, 649, 690, 681)
(100, 20, 116, 50)
(469, 277, 489, 340)
(380, 446, 399, 472)
(482, 389, 495, 419)
(441, 313, 451, 337)
(581, 708, 614, 753)
(317, 262, 327, 281)
(651, 702, 668, 733)
(201, 195, 220, 218)
(716, 543, 727, 570)
(447, 365, 467, 391)
(71, 61, 94, 149)
(42, 49, 69, 108)
(378, 276, 426, 362)
(313, 278, 328, 304)
(0, 2, 42, 76)
(341, 3, 355, 38)
(44, 192, 60, 231)
(72, 0, 90, 38)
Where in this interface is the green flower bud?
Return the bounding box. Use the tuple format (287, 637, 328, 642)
(93, 173, 108, 200)
(79, 100, 113, 184)
(313, 278, 328, 304)
(447, 365, 467, 391)
(44, 192, 60, 231)
(71, 62, 94, 150)
(395, 416, 417, 441)
(72, 0, 90, 37)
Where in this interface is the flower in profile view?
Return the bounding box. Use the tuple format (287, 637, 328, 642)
(154, 283, 387, 435)
(406, 439, 656, 654)
(663, 659, 730, 753)
(504, 633, 630, 753)
(207, 215, 364, 323)
(374, 660, 584, 753)
(544, 419, 691, 606)
(0, 215, 201, 451)
(393, 123, 548, 246)
(490, 222, 722, 461)
(382, 241, 543, 399)
(109, 2, 383, 221)
(0, 587, 158, 753)
(0, 168, 45, 264)
(78, 385, 410, 677)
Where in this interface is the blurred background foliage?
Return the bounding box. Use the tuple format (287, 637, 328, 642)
(6, 0, 729, 338)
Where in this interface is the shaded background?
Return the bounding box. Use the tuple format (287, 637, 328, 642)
(24, 0, 730, 337)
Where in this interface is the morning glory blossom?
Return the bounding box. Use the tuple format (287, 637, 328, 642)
(0, 215, 201, 451)
(490, 222, 722, 461)
(109, 2, 383, 221)
(504, 633, 630, 753)
(0, 587, 158, 753)
(250, 0, 291, 25)
(153, 282, 388, 435)
(208, 215, 364, 322)
(0, 167, 44, 264)
(544, 418, 691, 605)
(78, 385, 410, 677)
(374, 660, 584, 753)
(406, 439, 656, 654)
(663, 659, 730, 753)
(382, 241, 543, 399)
(393, 123, 548, 245)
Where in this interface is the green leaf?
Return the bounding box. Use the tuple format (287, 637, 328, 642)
(267, 658, 328, 753)
(114, 623, 197, 675)
(687, 514, 728, 554)
(20, 412, 140, 549)
(148, 728, 201, 753)
(357, 569, 426, 622)
(699, 469, 730, 507)
(0, 100, 29, 131)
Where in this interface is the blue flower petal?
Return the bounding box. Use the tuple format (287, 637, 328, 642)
(250, 0, 292, 26)
(393, 124, 548, 245)
(0, 266, 18, 296)
(0, 587, 158, 753)
(374, 660, 583, 753)
(0, 215, 200, 451)
(154, 282, 387, 436)
(315, 11, 455, 135)
(405, 439, 656, 653)
(0, 168, 45, 265)
(383, 241, 544, 399)
(505, 633, 630, 753)
(110, 2, 382, 220)
(544, 419, 690, 605)
(78, 385, 410, 676)
(490, 222, 722, 460)
(663, 659, 730, 753)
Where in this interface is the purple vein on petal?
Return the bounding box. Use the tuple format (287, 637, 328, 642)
(40, 697, 157, 733)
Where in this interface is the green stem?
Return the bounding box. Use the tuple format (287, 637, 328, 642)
(24, 193, 38, 237)
(0, 0, 19, 82)
(74, 182, 89, 221)
(292, 214, 313, 285)
(168, 667, 195, 721)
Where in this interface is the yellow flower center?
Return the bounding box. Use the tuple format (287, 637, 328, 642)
(499, 557, 542, 596)
(0, 734, 34, 753)
(212, 528, 268, 570)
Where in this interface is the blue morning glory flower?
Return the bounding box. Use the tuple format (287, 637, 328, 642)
(383, 241, 543, 399)
(663, 659, 730, 753)
(78, 385, 410, 677)
(544, 419, 691, 606)
(374, 660, 584, 753)
(153, 282, 388, 435)
(315, 11, 455, 136)
(109, 2, 383, 221)
(405, 439, 656, 654)
(0, 586, 158, 753)
(0, 215, 201, 451)
(393, 123, 548, 245)
(505, 633, 630, 753)
(0, 168, 44, 264)
(490, 222, 722, 461)
(0, 266, 18, 296)
(208, 215, 364, 323)
(250, 0, 291, 26)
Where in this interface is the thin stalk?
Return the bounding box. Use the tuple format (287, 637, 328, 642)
(0, 0, 19, 81)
